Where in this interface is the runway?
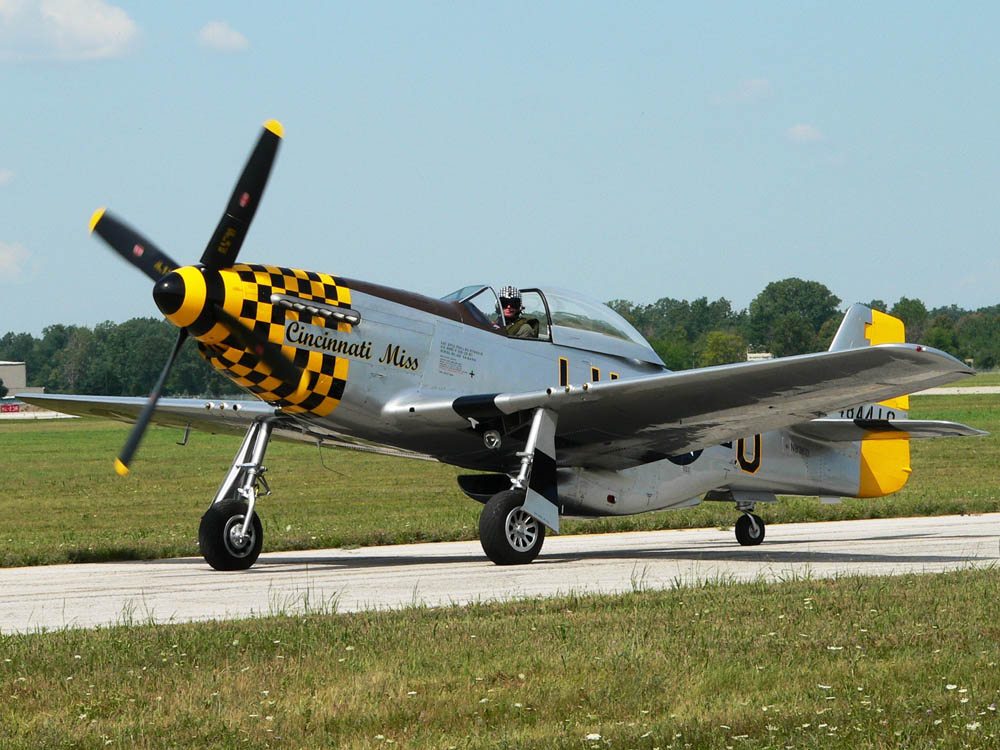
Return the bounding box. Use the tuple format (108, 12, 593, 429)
(1, 513, 997, 634)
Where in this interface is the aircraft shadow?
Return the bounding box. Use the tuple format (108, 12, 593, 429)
(138, 531, 997, 572)
(248, 533, 996, 571)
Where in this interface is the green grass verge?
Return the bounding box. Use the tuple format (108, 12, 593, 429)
(2, 569, 999, 748)
(939, 371, 1000, 387)
(1, 394, 997, 567)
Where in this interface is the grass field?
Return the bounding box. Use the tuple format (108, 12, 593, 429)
(2, 569, 998, 748)
(2, 395, 999, 747)
(938, 371, 1000, 387)
(1, 393, 998, 568)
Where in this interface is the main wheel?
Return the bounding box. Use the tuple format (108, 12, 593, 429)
(735, 513, 765, 546)
(199, 500, 263, 570)
(479, 489, 546, 565)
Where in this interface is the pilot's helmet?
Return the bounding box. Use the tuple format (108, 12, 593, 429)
(498, 285, 522, 310)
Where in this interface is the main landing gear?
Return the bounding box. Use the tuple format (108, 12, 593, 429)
(478, 407, 559, 566)
(199, 420, 273, 570)
(734, 502, 765, 546)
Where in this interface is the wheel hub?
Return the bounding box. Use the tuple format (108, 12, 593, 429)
(505, 508, 538, 551)
(224, 515, 255, 557)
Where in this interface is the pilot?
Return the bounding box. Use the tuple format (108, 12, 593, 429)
(498, 285, 539, 338)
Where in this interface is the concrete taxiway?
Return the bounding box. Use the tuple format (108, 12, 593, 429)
(1, 513, 996, 634)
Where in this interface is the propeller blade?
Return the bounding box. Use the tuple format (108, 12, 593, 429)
(199, 119, 283, 270)
(213, 305, 303, 386)
(114, 328, 189, 476)
(89, 208, 181, 282)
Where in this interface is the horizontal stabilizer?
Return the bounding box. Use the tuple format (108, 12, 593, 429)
(791, 418, 987, 442)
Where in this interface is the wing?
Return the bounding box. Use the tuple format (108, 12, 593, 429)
(18, 392, 437, 460)
(18, 393, 279, 437)
(790, 418, 986, 441)
(390, 343, 975, 470)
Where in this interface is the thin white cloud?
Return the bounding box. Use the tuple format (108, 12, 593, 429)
(0, 0, 137, 61)
(0, 168, 12, 186)
(739, 78, 771, 102)
(0, 242, 29, 282)
(197, 20, 248, 52)
(787, 124, 824, 144)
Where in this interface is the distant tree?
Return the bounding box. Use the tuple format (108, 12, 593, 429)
(747, 278, 840, 355)
(57, 327, 95, 393)
(867, 299, 888, 313)
(696, 331, 747, 367)
(927, 304, 968, 323)
(923, 328, 957, 355)
(36, 324, 85, 392)
(768, 313, 817, 358)
(651, 338, 693, 371)
(610, 295, 746, 368)
(889, 297, 928, 342)
(0, 331, 37, 367)
(956, 314, 1000, 370)
(815, 315, 843, 351)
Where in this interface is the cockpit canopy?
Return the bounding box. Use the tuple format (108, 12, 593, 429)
(440, 285, 664, 366)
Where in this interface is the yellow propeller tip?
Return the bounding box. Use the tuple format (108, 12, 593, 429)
(89, 207, 106, 234)
(114, 458, 129, 476)
(264, 119, 284, 138)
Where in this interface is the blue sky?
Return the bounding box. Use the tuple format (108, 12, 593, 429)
(1, 1, 999, 335)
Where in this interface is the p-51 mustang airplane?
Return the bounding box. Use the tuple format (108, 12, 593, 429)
(22, 120, 984, 571)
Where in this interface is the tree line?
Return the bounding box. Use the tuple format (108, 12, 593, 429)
(610, 277, 1000, 370)
(3, 277, 999, 397)
(1, 318, 242, 397)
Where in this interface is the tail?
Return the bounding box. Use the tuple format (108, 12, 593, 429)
(828, 304, 910, 497)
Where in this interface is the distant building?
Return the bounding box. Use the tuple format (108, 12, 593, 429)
(746, 352, 774, 362)
(0, 361, 43, 395)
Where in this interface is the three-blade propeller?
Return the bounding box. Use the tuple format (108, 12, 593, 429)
(90, 120, 297, 475)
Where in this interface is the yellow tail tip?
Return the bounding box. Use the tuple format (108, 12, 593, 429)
(114, 458, 129, 476)
(89, 207, 106, 234)
(264, 119, 284, 138)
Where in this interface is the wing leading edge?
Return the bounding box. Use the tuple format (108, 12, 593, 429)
(17, 393, 279, 437)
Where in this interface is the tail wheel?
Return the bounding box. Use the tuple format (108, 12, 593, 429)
(479, 489, 546, 565)
(735, 512, 765, 546)
(199, 500, 263, 570)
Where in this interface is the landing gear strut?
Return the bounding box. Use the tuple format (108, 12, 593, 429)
(478, 407, 558, 565)
(199, 420, 273, 570)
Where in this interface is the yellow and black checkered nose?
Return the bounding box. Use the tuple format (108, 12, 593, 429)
(153, 266, 210, 329)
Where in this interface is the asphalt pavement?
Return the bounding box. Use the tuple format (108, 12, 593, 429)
(1, 513, 996, 634)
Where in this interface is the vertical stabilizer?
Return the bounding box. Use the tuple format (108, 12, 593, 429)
(828, 304, 911, 497)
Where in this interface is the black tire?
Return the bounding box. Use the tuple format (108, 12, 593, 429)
(479, 489, 546, 565)
(735, 513, 765, 546)
(199, 500, 263, 571)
